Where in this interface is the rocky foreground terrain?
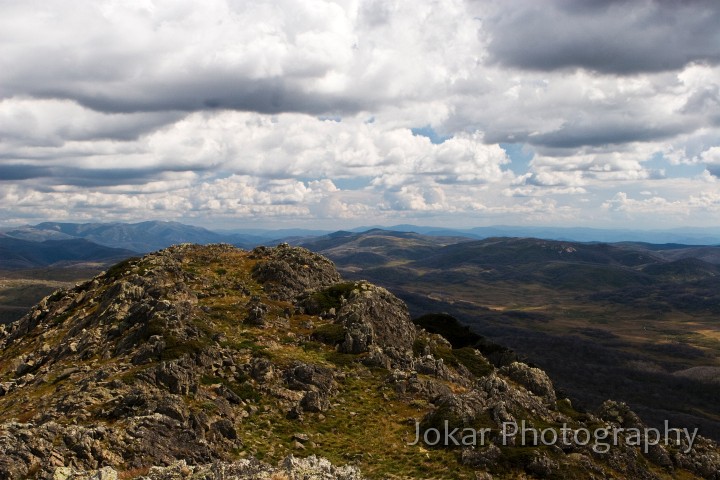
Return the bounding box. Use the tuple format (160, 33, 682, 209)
(0, 244, 718, 479)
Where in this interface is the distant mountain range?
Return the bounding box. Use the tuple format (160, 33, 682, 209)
(2, 220, 720, 270)
(3, 221, 244, 252)
(0, 236, 136, 269)
(348, 224, 720, 245)
(0, 221, 335, 269)
(3, 221, 720, 253)
(300, 228, 720, 269)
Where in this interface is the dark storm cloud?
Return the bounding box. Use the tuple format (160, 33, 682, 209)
(0, 164, 52, 181)
(54, 167, 178, 187)
(68, 112, 188, 142)
(487, 0, 720, 74)
(525, 122, 686, 149)
(24, 77, 367, 117)
(484, 121, 687, 150)
(0, 163, 198, 187)
(0, 99, 186, 150)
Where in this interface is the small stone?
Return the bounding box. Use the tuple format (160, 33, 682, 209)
(53, 467, 73, 480)
(91, 467, 118, 480)
(292, 433, 310, 443)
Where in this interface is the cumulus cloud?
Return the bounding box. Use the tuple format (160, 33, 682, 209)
(703, 150, 720, 178)
(0, 0, 481, 119)
(701, 146, 720, 165)
(0, 98, 183, 145)
(450, 65, 719, 155)
(1, 109, 511, 186)
(1, 0, 720, 228)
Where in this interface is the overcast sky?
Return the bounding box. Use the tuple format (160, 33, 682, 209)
(1, 0, 720, 230)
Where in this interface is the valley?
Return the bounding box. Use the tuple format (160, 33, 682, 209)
(301, 230, 720, 441)
(0, 266, 110, 324)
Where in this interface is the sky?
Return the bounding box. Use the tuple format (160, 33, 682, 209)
(1, 0, 720, 230)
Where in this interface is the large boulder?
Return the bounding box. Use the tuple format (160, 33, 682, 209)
(336, 283, 416, 355)
(500, 362, 557, 406)
(251, 244, 342, 301)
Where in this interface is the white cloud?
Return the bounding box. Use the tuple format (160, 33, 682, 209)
(701, 146, 720, 165)
(602, 189, 720, 216)
(1, 0, 720, 228)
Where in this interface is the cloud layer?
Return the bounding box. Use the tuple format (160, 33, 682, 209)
(1, 0, 720, 228)
(486, 0, 720, 74)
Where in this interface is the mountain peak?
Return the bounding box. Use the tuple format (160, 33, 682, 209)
(0, 244, 718, 479)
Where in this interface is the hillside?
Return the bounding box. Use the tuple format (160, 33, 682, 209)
(301, 230, 720, 443)
(300, 229, 471, 271)
(1, 244, 717, 479)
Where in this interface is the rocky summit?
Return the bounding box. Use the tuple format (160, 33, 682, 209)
(0, 244, 718, 479)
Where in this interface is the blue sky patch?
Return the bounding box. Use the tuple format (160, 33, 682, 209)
(501, 143, 535, 175)
(411, 126, 451, 144)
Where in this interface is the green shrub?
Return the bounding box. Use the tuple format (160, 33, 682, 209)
(201, 374, 222, 385)
(312, 323, 346, 345)
(326, 351, 357, 366)
(301, 341, 325, 352)
(451, 347, 494, 378)
(227, 382, 261, 402)
(201, 373, 261, 402)
(305, 282, 359, 313)
(413, 337, 429, 356)
(161, 337, 209, 361)
(423, 343, 493, 379)
(413, 313, 481, 348)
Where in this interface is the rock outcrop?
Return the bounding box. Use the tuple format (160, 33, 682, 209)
(251, 243, 341, 301)
(335, 282, 416, 355)
(53, 456, 364, 480)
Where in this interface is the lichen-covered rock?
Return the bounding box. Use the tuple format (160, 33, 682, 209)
(599, 400, 720, 479)
(52, 466, 117, 480)
(671, 435, 720, 479)
(284, 362, 337, 413)
(421, 391, 488, 431)
(527, 454, 559, 477)
(336, 282, 416, 355)
(597, 400, 645, 429)
(151, 360, 198, 395)
(243, 298, 268, 326)
(461, 444, 502, 468)
(52, 456, 364, 480)
(250, 244, 341, 301)
(249, 357, 275, 383)
(500, 362, 557, 406)
(284, 362, 337, 394)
